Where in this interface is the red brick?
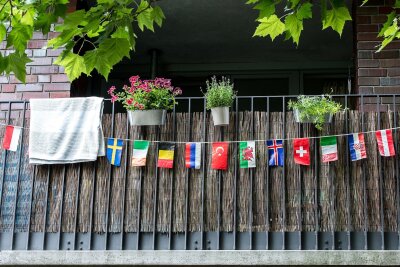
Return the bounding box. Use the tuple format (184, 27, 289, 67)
(47, 49, 63, 57)
(356, 15, 371, 24)
(387, 68, 400, 76)
(1, 84, 15, 93)
(357, 6, 379, 15)
(48, 32, 60, 39)
(373, 50, 400, 59)
(22, 92, 49, 100)
(380, 59, 400, 67)
(50, 91, 70, 98)
(357, 24, 379, 33)
(51, 74, 69, 83)
(27, 57, 53, 66)
(379, 7, 394, 14)
(358, 68, 387, 77)
(31, 66, 59, 74)
(9, 75, 38, 84)
(0, 76, 9, 83)
(358, 77, 380, 85)
(374, 86, 400, 94)
(357, 41, 380, 49)
(358, 0, 384, 6)
(27, 40, 47, 49)
(16, 84, 43, 92)
(33, 49, 46, 57)
(358, 50, 373, 59)
(43, 83, 71, 92)
(357, 32, 382, 41)
(38, 75, 51, 83)
(358, 59, 380, 67)
(0, 93, 22, 101)
(358, 86, 374, 94)
(32, 32, 48, 40)
(371, 15, 388, 24)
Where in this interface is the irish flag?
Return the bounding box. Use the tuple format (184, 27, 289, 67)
(320, 136, 338, 163)
(132, 140, 150, 166)
(239, 141, 256, 168)
(2, 125, 22, 152)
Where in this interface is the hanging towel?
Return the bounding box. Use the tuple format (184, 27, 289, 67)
(29, 97, 105, 164)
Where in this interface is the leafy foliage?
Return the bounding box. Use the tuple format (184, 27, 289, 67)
(288, 95, 343, 130)
(0, 0, 164, 82)
(108, 76, 182, 111)
(203, 76, 236, 110)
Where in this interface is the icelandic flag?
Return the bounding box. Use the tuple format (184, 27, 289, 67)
(376, 129, 395, 157)
(2, 125, 22, 152)
(185, 142, 201, 169)
(348, 133, 367, 161)
(106, 138, 123, 166)
(266, 139, 284, 166)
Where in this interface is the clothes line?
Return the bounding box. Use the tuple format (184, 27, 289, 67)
(1, 121, 400, 144)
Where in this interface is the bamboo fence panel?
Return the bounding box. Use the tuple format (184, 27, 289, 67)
(61, 164, 79, 232)
(77, 162, 95, 232)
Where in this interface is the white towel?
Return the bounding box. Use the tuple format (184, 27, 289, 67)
(29, 97, 105, 164)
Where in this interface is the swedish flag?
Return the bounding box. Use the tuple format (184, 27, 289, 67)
(107, 138, 123, 166)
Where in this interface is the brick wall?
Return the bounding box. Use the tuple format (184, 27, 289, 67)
(356, 0, 400, 101)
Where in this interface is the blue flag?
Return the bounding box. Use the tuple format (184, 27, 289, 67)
(107, 138, 124, 166)
(267, 139, 284, 166)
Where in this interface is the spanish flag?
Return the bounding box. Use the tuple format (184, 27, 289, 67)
(157, 142, 175, 168)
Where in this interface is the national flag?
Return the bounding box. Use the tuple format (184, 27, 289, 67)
(158, 142, 175, 168)
(132, 140, 150, 166)
(185, 142, 201, 169)
(211, 142, 228, 170)
(348, 133, 367, 161)
(239, 141, 256, 168)
(293, 138, 310, 165)
(320, 136, 338, 163)
(267, 139, 284, 166)
(106, 138, 123, 166)
(376, 129, 395, 157)
(2, 125, 22, 152)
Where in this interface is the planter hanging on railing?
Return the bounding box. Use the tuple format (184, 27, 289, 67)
(127, 109, 166, 126)
(293, 109, 332, 124)
(211, 106, 230, 126)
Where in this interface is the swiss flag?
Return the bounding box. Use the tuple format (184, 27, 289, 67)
(211, 142, 228, 170)
(293, 138, 310, 165)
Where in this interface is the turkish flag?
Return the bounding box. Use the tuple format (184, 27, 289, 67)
(212, 142, 229, 170)
(293, 138, 310, 165)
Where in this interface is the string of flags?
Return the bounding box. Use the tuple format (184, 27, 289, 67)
(1, 121, 400, 169)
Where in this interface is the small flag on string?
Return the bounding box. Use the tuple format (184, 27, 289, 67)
(212, 142, 228, 170)
(348, 133, 367, 161)
(321, 136, 338, 163)
(185, 142, 201, 169)
(239, 141, 256, 168)
(376, 129, 395, 157)
(293, 138, 310, 165)
(132, 140, 150, 166)
(106, 138, 123, 166)
(267, 139, 284, 166)
(2, 125, 22, 152)
(158, 142, 175, 168)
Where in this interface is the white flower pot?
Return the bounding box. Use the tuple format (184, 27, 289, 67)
(127, 109, 166, 126)
(211, 106, 230, 126)
(293, 109, 332, 123)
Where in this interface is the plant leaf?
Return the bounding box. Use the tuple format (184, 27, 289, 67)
(254, 15, 285, 41)
(285, 14, 303, 45)
(322, 6, 352, 36)
(7, 52, 32, 83)
(54, 52, 86, 81)
(7, 23, 33, 54)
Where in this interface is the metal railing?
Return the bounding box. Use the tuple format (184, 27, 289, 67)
(0, 94, 400, 250)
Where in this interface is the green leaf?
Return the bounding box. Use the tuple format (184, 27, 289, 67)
(246, 0, 259, 4)
(84, 49, 112, 79)
(137, 8, 154, 31)
(289, 0, 300, 9)
(254, 0, 276, 19)
(254, 15, 285, 41)
(7, 52, 32, 83)
(0, 53, 9, 74)
(48, 28, 81, 48)
(285, 14, 303, 45)
(97, 38, 131, 66)
(378, 12, 396, 37)
(296, 2, 313, 20)
(152, 6, 165, 27)
(0, 24, 6, 42)
(54, 52, 86, 81)
(7, 24, 33, 54)
(21, 8, 35, 26)
(322, 6, 352, 36)
(395, 0, 400, 8)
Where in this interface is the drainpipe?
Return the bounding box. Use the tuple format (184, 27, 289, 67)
(150, 49, 159, 79)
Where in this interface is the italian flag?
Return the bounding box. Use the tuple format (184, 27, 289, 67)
(2, 125, 22, 152)
(239, 141, 256, 168)
(320, 136, 338, 163)
(131, 140, 150, 167)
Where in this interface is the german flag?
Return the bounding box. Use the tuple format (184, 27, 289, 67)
(157, 142, 175, 168)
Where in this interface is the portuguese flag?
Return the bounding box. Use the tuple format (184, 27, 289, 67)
(320, 136, 338, 163)
(157, 142, 175, 168)
(239, 141, 256, 168)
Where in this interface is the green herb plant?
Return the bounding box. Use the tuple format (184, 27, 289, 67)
(287, 95, 343, 130)
(202, 76, 236, 110)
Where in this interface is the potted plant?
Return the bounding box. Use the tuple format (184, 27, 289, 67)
(202, 76, 236, 126)
(287, 95, 343, 130)
(108, 76, 182, 126)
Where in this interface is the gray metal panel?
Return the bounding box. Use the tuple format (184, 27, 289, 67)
(236, 232, 251, 250)
(139, 232, 154, 250)
(385, 232, 399, 250)
(0, 232, 13, 250)
(269, 232, 284, 250)
(155, 233, 169, 250)
(171, 233, 185, 250)
(28, 232, 44, 250)
(123, 233, 137, 250)
(368, 232, 383, 250)
(44, 233, 59, 250)
(91, 233, 106, 250)
(350, 231, 366, 250)
(301, 232, 317, 250)
(107, 233, 122, 250)
(186, 232, 202, 250)
(253, 232, 267, 250)
(318, 232, 334, 250)
(335, 231, 349, 250)
(285, 232, 300, 250)
(59, 233, 75, 250)
(75, 233, 91, 250)
(13, 232, 28, 250)
(204, 232, 219, 250)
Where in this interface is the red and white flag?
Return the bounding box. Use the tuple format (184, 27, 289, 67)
(293, 138, 310, 165)
(211, 142, 228, 170)
(376, 129, 395, 157)
(2, 125, 22, 151)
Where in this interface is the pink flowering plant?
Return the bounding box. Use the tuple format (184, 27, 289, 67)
(108, 76, 182, 111)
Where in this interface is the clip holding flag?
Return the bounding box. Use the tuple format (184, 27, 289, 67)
(2, 125, 22, 152)
(106, 138, 123, 166)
